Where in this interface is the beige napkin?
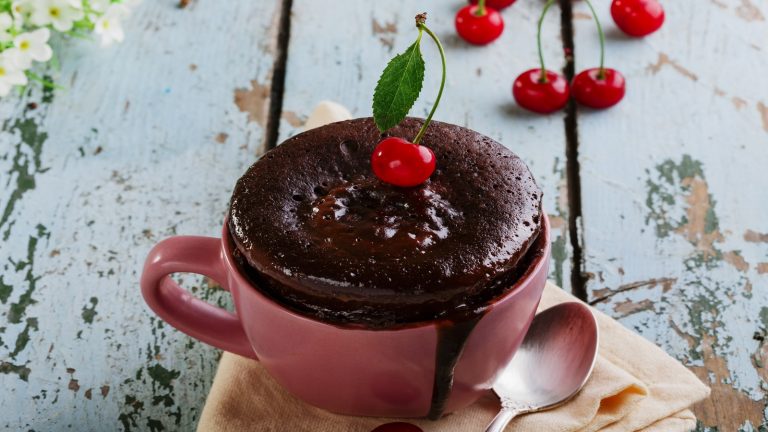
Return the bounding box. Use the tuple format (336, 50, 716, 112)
(197, 282, 709, 432)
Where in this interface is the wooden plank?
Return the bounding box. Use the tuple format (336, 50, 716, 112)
(0, 1, 281, 429)
(279, 0, 573, 291)
(572, 0, 768, 430)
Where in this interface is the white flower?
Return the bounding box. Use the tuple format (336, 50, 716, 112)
(88, 0, 110, 13)
(3, 48, 28, 69)
(0, 13, 14, 43)
(30, 0, 85, 32)
(0, 52, 28, 97)
(11, 29, 53, 69)
(11, 0, 33, 21)
(94, 4, 128, 46)
(85, 0, 108, 23)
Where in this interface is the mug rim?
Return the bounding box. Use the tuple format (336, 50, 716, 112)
(221, 213, 551, 331)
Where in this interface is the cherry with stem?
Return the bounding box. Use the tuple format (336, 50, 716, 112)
(371, 14, 446, 187)
(571, 0, 626, 109)
(512, 0, 570, 114)
(455, 0, 505, 46)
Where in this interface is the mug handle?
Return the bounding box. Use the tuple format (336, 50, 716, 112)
(140, 236, 257, 359)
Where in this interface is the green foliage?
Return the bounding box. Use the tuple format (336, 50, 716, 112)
(372, 38, 425, 133)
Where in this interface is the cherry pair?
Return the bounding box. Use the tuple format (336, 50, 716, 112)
(514, 67, 624, 113)
(513, 0, 625, 113)
(454, 0, 514, 46)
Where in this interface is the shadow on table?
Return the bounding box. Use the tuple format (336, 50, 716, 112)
(500, 102, 562, 120)
(603, 27, 635, 42)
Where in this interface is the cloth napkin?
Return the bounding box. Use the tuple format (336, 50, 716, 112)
(197, 283, 709, 432)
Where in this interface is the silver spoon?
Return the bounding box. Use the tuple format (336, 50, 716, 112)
(485, 302, 599, 432)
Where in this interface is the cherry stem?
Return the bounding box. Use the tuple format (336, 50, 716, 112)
(475, 0, 487, 16)
(412, 21, 446, 145)
(537, 0, 557, 83)
(582, 0, 606, 78)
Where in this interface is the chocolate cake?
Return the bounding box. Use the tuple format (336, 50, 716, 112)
(228, 117, 543, 328)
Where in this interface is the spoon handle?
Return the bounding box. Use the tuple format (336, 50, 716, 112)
(485, 407, 523, 432)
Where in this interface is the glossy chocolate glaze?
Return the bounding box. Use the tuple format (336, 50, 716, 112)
(229, 117, 543, 328)
(429, 318, 480, 419)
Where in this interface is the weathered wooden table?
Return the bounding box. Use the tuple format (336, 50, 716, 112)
(1, 0, 765, 430)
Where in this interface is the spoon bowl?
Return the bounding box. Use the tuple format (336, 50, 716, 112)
(486, 302, 599, 431)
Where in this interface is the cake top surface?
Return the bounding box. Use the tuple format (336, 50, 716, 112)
(228, 117, 542, 314)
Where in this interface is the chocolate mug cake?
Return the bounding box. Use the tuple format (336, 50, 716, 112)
(141, 12, 551, 419)
(228, 117, 544, 418)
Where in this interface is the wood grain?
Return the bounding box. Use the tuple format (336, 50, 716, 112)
(572, 0, 768, 430)
(0, 1, 281, 429)
(6, 0, 762, 430)
(279, 0, 573, 291)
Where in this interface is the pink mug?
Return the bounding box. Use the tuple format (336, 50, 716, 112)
(140, 215, 550, 418)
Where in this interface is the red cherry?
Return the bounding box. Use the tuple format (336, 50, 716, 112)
(371, 137, 436, 187)
(455, 5, 504, 46)
(512, 69, 570, 114)
(571, 68, 626, 109)
(371, 423, 423, 432)
(610, 0, 665, 37)
(469, 0, 517, 10)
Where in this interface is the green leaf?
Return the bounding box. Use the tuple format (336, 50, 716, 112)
(372, 39, 425, 132)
